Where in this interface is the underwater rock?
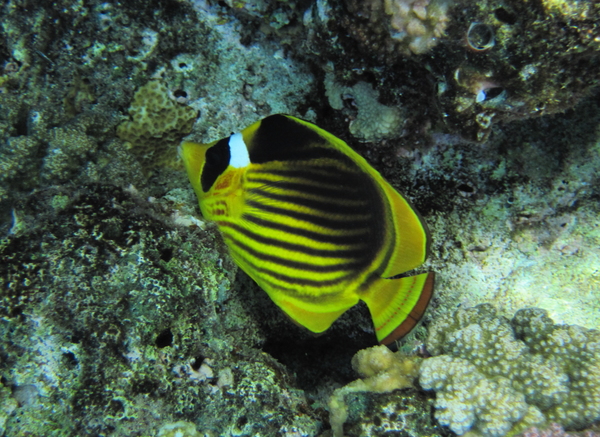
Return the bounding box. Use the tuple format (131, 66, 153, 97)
(305, 0, 600, 141)
(336, 388, 448, 437)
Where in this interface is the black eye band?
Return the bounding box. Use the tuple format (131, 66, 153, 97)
(201, 137, 230, 192)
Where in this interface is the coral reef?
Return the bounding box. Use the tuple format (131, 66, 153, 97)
(420, 355, 539, 437)
(1, 0, 600, 434)
(218, 0, 299, 31)
(0, 0, 314, 221)
(0, 1, 320, 432)
(419, 304, 600, 436)
(332, 388, 449, 437)
(0, 134, 42, 206)
(116, 80, 198, 170)
(156, 421, 202, 437)
(435, 0, 600, 141)
(393, 94, 600, 332)
(42, 124, 100, 182)
(517, 422, 600, 437)
(350, 345, 421, 394)
(167, 3, 314, 144)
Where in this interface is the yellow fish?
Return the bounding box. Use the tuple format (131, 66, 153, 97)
(180, 114, 434, 345)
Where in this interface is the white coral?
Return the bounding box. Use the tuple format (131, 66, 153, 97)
(421, 305, 600, 435)
(420, 356, 529, 437)
(324, 72, 405, 142)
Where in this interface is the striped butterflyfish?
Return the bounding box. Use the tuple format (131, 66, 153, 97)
(180, 114, 434, 346)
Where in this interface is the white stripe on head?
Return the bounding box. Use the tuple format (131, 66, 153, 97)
(228, 132, 251, 168)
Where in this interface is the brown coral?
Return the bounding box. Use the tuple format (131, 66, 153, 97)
(342, 0, 451, 60)
(116, 80, 198, 172)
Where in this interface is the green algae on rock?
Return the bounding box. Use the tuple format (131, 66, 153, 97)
(0, 184, 321, 435)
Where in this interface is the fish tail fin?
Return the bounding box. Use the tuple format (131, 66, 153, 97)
(361, 272, 434, 345)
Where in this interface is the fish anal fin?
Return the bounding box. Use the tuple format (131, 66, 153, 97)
(272, 296, 357, 334)
(362, 272, 435, 345)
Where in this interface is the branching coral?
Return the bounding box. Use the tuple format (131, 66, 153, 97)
(419, 304, 600, 436)
(512, 308, 600, 428)
(420, 355, 542, 437)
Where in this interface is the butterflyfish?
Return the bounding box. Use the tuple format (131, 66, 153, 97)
(180, 114, 434, 345)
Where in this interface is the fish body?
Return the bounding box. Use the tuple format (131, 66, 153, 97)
(181, 114, 434, 345)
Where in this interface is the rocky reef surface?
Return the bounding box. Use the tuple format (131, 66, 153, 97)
(1, 0, 599, 435)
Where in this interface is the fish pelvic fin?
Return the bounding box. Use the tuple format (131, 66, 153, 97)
(362, 272, 434, 345)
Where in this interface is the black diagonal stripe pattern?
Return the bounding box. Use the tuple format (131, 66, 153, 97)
(217, 156, 387, 293)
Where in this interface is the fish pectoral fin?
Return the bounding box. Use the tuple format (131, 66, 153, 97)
(361, 272, 434, 345)
(273, 296, 357, 334)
